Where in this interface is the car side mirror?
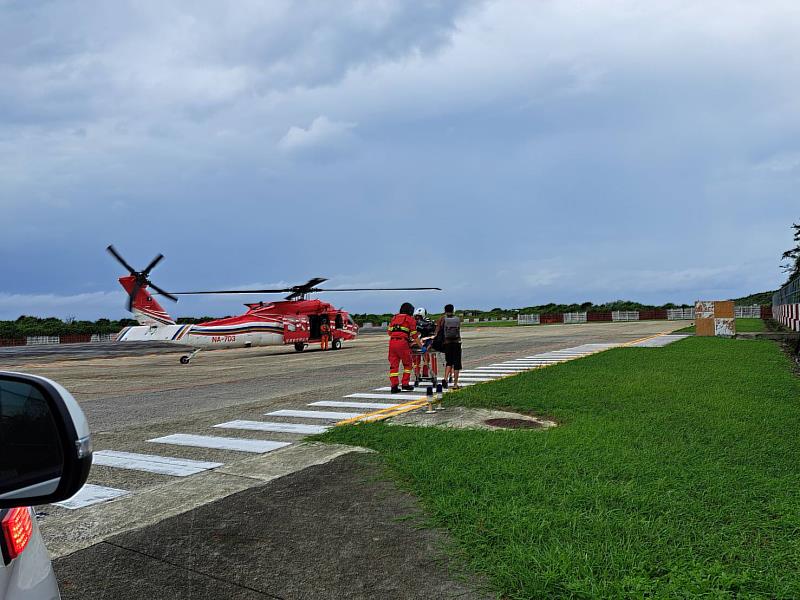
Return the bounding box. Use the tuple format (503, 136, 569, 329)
(0, 372, 92, 509)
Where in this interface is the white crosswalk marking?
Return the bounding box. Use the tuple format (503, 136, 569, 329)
(213, 420, 329, 434)
(92, 450, 222, 476)
(266, 409, 362, 420)
(345, 392, 422, 401)
(459, 371, 507, 376)
(629, 335, 689, 347)
(310, 400, 399, 410)
(55, 484, 129, 510)
(373, 383, 475, 391)
(148, 434, 291, 453)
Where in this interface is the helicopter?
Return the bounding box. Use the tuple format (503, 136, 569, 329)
(107, 245, 440, 364)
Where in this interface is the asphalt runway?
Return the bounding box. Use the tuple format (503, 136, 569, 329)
(0, 340, 182, 361)
(5, 321, 687, 558)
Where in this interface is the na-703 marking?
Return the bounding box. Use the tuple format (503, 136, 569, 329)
(212, 335, 236, 343)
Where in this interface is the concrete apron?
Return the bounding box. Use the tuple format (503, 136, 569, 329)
(41, 442, 371, 559)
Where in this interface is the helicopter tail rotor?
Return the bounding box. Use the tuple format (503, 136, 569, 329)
(107, 245, 177, 322)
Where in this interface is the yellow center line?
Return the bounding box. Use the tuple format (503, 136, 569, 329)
(622, 332, 666, 347)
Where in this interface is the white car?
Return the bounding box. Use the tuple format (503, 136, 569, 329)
(0, 372, 93, 599)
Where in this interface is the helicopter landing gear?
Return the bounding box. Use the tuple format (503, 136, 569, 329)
(332, 338, 342, 350)
(294, 342, 306, 352)
(180, 348, 201, 364)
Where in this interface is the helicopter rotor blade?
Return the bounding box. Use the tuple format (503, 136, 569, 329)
(106, 245, 137, 274)
(127, 281, 143, 312)
(314, 287, 442, 292)
(167, 289, 293, 295)
(148, 282, 178, 303)
(142, 253, 164, 276)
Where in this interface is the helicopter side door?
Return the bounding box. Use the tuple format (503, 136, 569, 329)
(283, 316, 309, 344)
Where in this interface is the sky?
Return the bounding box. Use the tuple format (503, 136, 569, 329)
(1, 0, 799, 320)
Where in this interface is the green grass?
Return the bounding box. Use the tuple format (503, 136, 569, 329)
(321, 337, 800, 598)
(673, 317, 766, 334)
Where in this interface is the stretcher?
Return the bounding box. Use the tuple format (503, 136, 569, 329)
(412, 337, 439, 386)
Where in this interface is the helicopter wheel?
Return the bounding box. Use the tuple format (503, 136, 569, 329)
(332, 338, 342, 350)
(180, 355, 190, 364)
(294, 342, 306, 352)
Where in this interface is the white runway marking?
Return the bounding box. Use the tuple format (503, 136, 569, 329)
(311, 400, 399, 409)
(456, 377, 499, 382)
(266, 409, 363, 420)
(345, 392, 422, 401)
(92, 450, 222, 476)
(373, 383, 475, 391)
(213, 420, 329, 435)
(55, 484, 130, 510)
(629, 334, 689, 347)
(497, 362, 546, 366)
(148, 434, 291, 453)
(460, 370, 508, 375)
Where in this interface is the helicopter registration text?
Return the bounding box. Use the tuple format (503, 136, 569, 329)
(212, 335, 236, 343)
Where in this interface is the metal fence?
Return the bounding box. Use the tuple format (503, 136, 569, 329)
(612, 311, 639, 322)
(517, 314, 540, 325)
(773, 277, 800, 331)
(734, 305, 761, 318)
(25, 336, 62, 345)
(774, 277, 800, 306)
(563, 312, 587, 324)
(667, 308, 695, 320)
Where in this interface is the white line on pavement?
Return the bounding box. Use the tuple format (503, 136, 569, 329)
(265, 409, 363, 420)
(148, 434, 291, 453)
(345, 392, 422, 401)
(213, 420, 329, 435)
(92, 450, 223, 477)
(54, 484, 130, 510)
(310, 400, 399, 409)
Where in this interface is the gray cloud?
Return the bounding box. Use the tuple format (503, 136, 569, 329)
(1, 0, 799, 319)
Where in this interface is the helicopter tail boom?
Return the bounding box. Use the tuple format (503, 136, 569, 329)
(119, 275, 176, 326)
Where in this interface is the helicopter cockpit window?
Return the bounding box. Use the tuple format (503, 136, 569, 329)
(347, 315, 355, 326)
(335, 314, 344, 329)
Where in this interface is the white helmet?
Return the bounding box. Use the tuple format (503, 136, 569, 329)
(414, 307, 427, 318)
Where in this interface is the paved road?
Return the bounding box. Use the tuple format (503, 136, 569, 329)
(2, 322, 685, 561)
(54, 452, 492, 600)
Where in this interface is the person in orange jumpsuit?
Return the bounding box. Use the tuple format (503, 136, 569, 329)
(320, 317, 330, 351)
(388, 302, 422, 393)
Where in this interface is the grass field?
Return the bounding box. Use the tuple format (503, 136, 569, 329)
(322, 337, 800, 598)
(674, 317, 766, 334)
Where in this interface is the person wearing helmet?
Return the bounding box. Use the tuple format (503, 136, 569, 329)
(387, 302, 423, 393)
(413, 307, 438, 386)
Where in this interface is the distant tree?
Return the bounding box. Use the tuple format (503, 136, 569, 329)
(781, 222, 800, 283)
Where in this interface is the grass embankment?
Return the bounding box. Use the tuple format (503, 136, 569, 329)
(674, 317, 766, 334)
(321, 337, 800, 598)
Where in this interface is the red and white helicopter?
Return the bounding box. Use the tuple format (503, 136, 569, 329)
(107, 246, 439, 364)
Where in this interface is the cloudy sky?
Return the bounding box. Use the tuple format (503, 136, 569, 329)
(1, 0, 798, 320)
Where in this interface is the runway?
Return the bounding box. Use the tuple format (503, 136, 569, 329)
(1, 321, 689, 557)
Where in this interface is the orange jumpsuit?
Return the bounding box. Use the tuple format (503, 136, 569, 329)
(388, 313, 417, 387)
(320, 323, 330, 350)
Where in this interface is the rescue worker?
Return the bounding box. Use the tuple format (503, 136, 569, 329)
(388, 302, 423, 393)
(413, 307, 438, 386)
(320, 316, 330, 351)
